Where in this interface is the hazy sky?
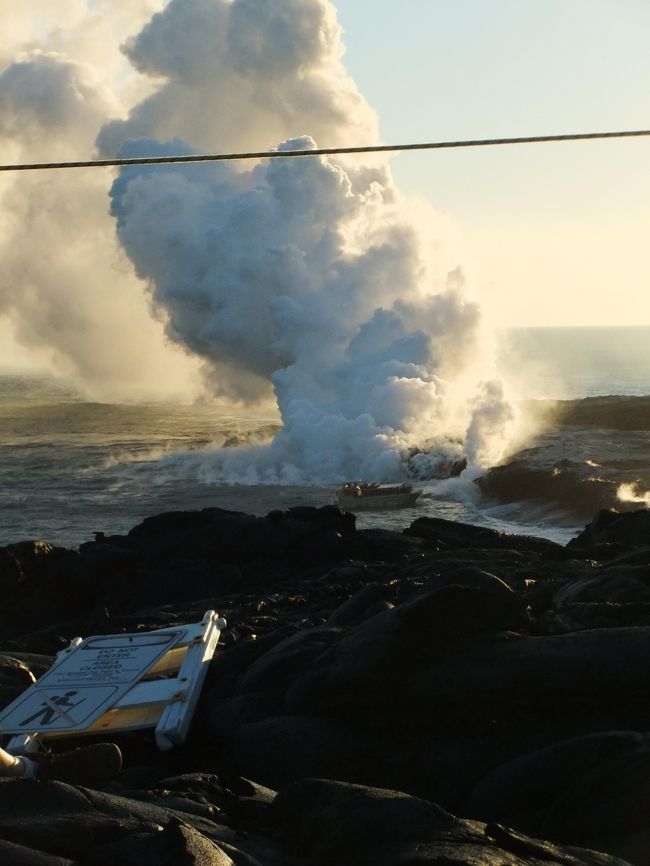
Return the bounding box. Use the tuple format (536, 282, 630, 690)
(334, 0, 650, 326)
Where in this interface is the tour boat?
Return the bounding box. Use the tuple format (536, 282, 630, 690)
(336, 481, 422, 511)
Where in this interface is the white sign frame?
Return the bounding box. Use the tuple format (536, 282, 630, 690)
(1, 610, 225, 752)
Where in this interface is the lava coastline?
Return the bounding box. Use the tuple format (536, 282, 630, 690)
(1, 503, 650, 864)
(476, 395, 650, 517)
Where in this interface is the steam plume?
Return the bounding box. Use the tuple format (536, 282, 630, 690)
(0, 0, 516, 478)
(0, 0, 200, 397)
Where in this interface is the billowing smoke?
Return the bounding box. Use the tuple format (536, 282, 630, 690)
(0, 0, 201, 397)
(1, 0, 517, 479)
(97, 0, 378, 157)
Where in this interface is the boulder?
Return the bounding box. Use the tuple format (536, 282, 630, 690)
(569, 510, 650, 550)
(85, 819, 235, 866)
(405, 516, 568, 558)
(476, 460, 622, 518)
(326, 583, 393, 628)
(228, 715, 363, 789)
(554, 567, 650, 606)
(542, 748, 650, 850)
(286, 584, 527, 719)
(467, 731, 648, 834)
(122, 506, 355, 568)
(271, 778, 628, 866)
(0, 838, 75, 865)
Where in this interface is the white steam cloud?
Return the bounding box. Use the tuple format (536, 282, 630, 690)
(0, 0, 201, 398)
(0, 0, 516, 480)
(97, 0, 378, 157)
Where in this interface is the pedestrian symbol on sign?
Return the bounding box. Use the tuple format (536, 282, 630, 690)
(19, 691, 85, 727)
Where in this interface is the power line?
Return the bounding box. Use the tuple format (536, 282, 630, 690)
(0, 129, 649, 173)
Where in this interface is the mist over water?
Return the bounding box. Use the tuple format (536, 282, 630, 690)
(0, 368, 533, 549)
(498, 327, 650, 399)
(2, 327, 649, 549)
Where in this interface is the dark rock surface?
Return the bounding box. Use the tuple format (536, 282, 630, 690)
(1, 504, 650, 864)
(475, 396, 650, 518)
(475, 457, 623, 517)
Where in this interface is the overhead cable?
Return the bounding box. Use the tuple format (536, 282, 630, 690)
(0, 129, 649, 173)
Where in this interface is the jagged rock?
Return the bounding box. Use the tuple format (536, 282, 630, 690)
(405, 516, 569, 558)
(123, 506, 355, 567)
(476, 459, 622, 517)
(86, 819, 235, 866)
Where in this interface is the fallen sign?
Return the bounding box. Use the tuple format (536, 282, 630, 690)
(0, 610, 226, 753)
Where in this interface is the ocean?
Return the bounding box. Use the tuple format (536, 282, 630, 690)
(1, 326, 649, 550)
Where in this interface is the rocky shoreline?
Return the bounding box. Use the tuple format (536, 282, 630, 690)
(477, 396, 650, 517)
(2, 503, 650, 865)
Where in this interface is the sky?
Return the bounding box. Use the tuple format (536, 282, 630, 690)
(0, 0, 648, 392)
(333, 0, 650, 326)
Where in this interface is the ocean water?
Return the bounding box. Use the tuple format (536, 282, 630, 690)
(1, 326, 649, 550)
(497, 326, 650, 399)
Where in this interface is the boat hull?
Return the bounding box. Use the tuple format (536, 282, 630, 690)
(336, 491, 421, 511)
